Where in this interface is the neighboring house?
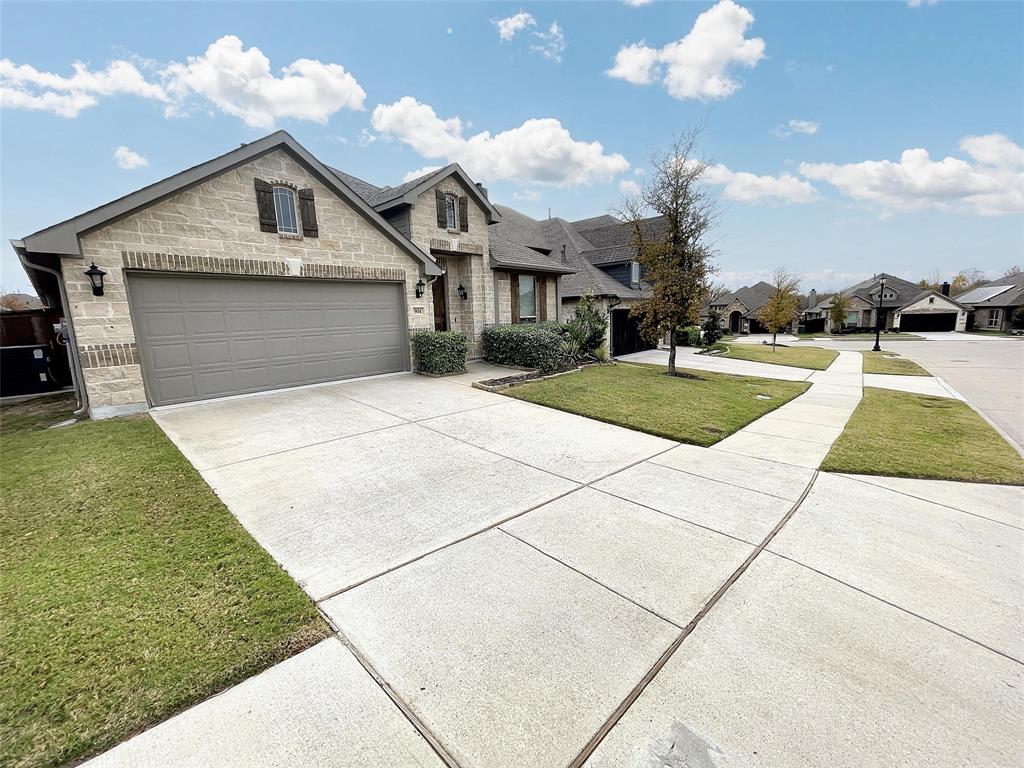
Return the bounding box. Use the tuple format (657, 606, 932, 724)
(955, 275, 1024, 332)
(804, 273, 932, 331)
(891, 289, 968, 332)
(704, 281, 775, 334)
(488, 207, 657, 355)
(13, 130, 658, 418)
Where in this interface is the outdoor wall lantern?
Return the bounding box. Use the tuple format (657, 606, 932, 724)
(415, 278, 425, 298)
(85, 263, 107, 297)
(457, 283, 468, 301)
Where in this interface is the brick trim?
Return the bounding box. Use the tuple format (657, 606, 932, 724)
(121, 251, 406, 282)
(299, 263, 406, 281)
(80, 342, 139, 369)
(122, 251, 288, 276)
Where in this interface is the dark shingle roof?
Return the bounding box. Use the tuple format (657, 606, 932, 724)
(489, 231, 574, 275)
(571, 214, 621, 231)
(957, 275, 1024, 308)
(328, 168, 384, 204)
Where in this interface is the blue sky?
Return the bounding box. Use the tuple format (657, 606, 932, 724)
(2, 0, 1022, 294)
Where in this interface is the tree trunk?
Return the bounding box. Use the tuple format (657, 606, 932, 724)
(772, 331, 777, 350)
(667, 327, 677, 375)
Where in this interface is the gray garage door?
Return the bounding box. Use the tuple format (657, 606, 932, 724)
(127, 273, 407, 406)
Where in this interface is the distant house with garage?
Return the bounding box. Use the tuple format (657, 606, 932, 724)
(804, 273, 967, 333)
(13, 130, 662, 418)
(704, 281, 775, 334)
(955, 274, 1024, 332)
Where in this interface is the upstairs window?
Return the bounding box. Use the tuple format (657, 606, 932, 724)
(445, 194, 458, 230)
(882, 290, 896, 300)
(273, 187, 298, 234)
(631, 261, 641, 285)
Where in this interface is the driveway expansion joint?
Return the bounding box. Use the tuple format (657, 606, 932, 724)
(566, 469, 821, 768)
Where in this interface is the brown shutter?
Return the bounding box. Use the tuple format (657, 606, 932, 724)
(298, 188, 318, 237)
(458, 196, 469, 232)
(510, 273, 520, 323)
(538, 277, 548, 321)
(254, 178, 277, 233)
(435, 189, 447, 228)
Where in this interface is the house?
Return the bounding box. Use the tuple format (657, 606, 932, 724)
(13, 131, 657, 418)
(955, 274, 1024, 332)
(802, 273, 968, 332)
(705, 282, 775, 334)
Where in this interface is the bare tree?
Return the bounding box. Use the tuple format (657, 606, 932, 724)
(757, 268, 802, 350)
(707, 280, 731, 303)
(950, 268, 987, 295)
(1004, 265, 1021, 277)
(618, 130, 718, 376)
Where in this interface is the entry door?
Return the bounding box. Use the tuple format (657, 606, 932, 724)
(127, 273, 408, 406)
(432, 276, 448, 331)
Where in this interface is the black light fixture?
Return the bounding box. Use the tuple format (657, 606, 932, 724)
(85, 263, 106, 296)
(415, 278, 425, 298)
(872, 276, 887, 352)
(457, 282, 468, 301)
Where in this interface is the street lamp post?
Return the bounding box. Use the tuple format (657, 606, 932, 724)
(872, 276, 887, 352)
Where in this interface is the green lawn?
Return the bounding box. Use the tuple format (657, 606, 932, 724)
(1, 395, 330, 768)
(507, 363, 810, 445)
(821, 388, 1024, 485)
(721, 343, 838, 370)
(860, 351, 930, 376)
(795, 332, 923, 341)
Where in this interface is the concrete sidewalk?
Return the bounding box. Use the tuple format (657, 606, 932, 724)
(712, 350, 863, 468)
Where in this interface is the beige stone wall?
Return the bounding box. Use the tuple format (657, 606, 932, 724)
(410, 176, 492, 358)
(66, 149, 434, 412)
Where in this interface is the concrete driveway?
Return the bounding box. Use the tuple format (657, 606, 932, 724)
(90, 367, 1023, 767)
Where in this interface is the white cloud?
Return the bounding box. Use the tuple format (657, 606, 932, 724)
(799, 135, 1024, 216)
(494, 11, 536, 41)
(772, 118, 819, 138)
(495, 12, 565, 63)
(531, 22, 566, 63)
(1, 36, 366, 129)
(371, 96, 629, 187)
(908, 0, 937, 7)
(513, 189, 542, 202)
(0, 58, 167, 117)
(619, 179, 642, 195)
(959, 133, 1024, 168)
(402, 165, 442, 183)
(607, 0, 765, 100)
(704, 163, 819, 203)
(162, 36, 365, 128)
(623, 0, 654, 5)
(113, 145, 148, 170)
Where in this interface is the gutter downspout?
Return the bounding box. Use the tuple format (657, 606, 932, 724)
(13, 242, 88, 416)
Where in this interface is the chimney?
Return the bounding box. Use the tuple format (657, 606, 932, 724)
(940, 281, 950, 296)
(474, 181, 488, 200)
(808, 288, 817, 308)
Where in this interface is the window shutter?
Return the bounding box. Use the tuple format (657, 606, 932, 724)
(254, 178, 277, 233)
(435, 190, 447, 228)
(458, 196, 469, 232)
(538, 277, 548, 321)
(298, 188, 318, 237)
(510, 273, 520, 323)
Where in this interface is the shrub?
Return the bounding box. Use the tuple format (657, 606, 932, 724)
(411, 330, 467, 375)
(679, 325, 702, 347)
(566, 292, 609, 359)
(702, 311, 724, 347)
(482, 323, 571, 373)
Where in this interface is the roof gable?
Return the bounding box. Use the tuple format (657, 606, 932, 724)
(20, 131, 442, 276)
(368, 164, 501, 224)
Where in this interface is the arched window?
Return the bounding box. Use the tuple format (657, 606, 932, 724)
(273, 187, 298, 234)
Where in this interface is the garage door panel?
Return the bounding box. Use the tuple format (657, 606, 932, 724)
(128, 274, 407, 406)
(900, 312, 957, 332)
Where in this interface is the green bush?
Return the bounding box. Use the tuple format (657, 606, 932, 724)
(482, 323, 571, 373)
(679, 325, 702, 346)
(566, 292, 609, 359)
(411, 330, 467, 375)
(702, 311, 724, 347)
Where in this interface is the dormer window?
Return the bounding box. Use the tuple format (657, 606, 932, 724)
(882, 290, 896, 300)
(631, 261, 641, 286)
(273, 186, 299, 234)
(445, 194, 458, 230)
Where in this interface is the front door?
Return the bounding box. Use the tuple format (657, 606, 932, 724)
(432, 275, 448, 331)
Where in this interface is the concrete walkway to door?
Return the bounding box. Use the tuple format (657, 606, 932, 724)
(86, 363, 1024, 768)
